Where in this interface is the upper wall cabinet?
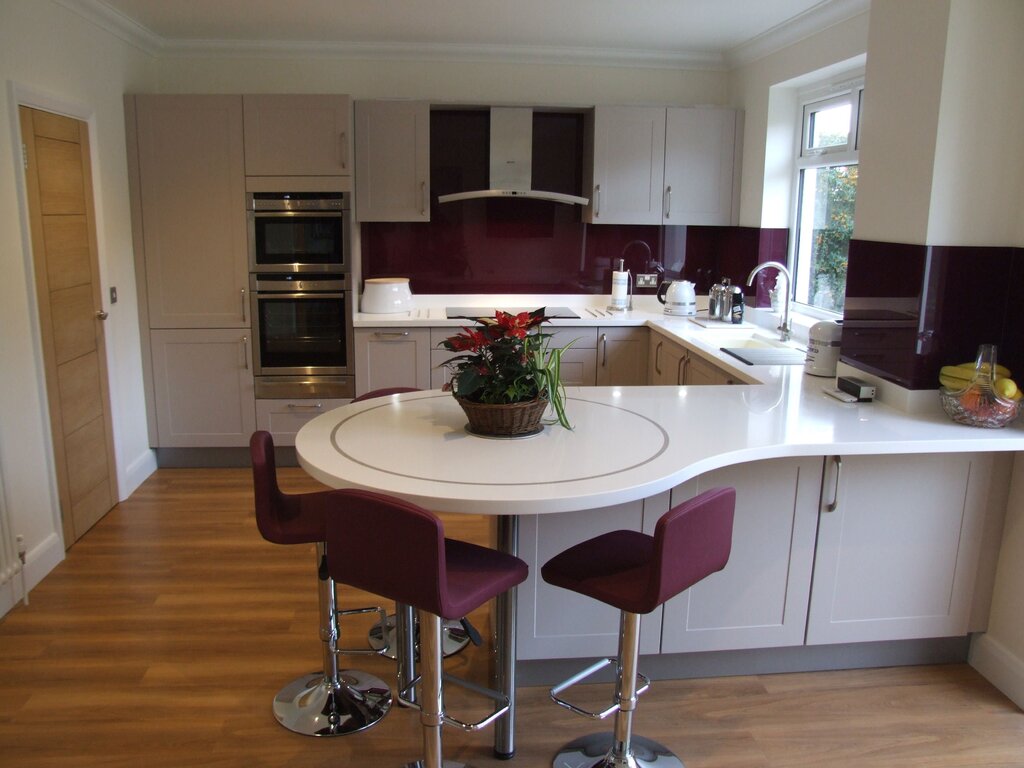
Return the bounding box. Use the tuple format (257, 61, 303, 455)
(242, 94, 351, 176)
(354, 100, 430, 222)
(132, 95, 249, 329)
(585, 105, 740, 226)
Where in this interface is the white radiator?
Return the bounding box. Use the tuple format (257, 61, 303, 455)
(0, 459, 18, 588)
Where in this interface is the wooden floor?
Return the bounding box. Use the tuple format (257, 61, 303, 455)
(1, 468, 1022, 767)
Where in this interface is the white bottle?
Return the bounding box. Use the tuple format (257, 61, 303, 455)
(805, 321, 842, 376)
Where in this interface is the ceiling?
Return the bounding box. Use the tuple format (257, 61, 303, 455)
(66, 0, 869, 68)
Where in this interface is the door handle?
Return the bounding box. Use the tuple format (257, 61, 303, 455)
(420, 181, 426, 216)
(340, 131, 348, 169)
(286, 402, 323, 411)
(594, 184, 601, 218)
(654, 341, 663, 375)
(664, 185, 672, 219)
(825, 455, 842, 512)
(375, 331, 410, 340)
(95, 310, 108, 320)
(600, 332, 608, 367)
(678, 353, 689, 385)
(241, 288, 247, 323)
(241, 336, 249, 370)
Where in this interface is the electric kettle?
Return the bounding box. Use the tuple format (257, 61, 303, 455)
(656, 280, 697, 316)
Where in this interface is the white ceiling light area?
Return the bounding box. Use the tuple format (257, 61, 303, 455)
(60, 0, 870, 68)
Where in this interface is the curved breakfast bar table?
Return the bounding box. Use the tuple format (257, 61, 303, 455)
(295, 384, 1024, 758)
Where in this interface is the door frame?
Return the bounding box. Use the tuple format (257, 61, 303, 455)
(8, 81, 122, 544)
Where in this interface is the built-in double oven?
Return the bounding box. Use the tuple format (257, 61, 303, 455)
(248, 192, 355, 399)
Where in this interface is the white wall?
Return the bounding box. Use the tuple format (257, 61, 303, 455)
(728, 12, 869, 228)
(0, 0, 157, 609)
(927, 0, 1024, 246)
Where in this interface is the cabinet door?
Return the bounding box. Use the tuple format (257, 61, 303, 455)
(354, 328, 431, 395)
(661, 457, 822, 652)
(663, 107, 737, 225)
(649, 334, 688, 385)
(806, 453, 992, 645)
(255, 398, 350, 447)
(243, 94, 351, 176)
(595, 327, 649, 385)
(587, 106, 666, 225)
(516, 499, 661, 659)
(134, 95, 248, 329)
(683, 352, 737, 386)
(149, 329, 256, 447)
(355, 100, 430, 222)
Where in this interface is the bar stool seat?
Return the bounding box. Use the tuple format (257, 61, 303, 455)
(541, 487, 736, 768)
(326, 489, 528, 768)
(251, 431, 393, 737)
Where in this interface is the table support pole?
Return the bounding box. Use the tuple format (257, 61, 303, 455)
(396, 603, 417, 706)
(493, 514, 518, 759)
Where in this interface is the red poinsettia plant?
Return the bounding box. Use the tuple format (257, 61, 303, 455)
(439, 308, 572, 428)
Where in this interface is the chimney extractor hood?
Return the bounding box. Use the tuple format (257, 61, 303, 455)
(437, 107, 589, 206)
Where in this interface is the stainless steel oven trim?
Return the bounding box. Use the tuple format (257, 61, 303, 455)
(250, 287, 355, 378)
(247, 195, 351, 275)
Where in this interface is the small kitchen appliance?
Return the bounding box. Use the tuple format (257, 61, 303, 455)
(708, 278, 732, 321)
(656, 280, 697, 316)
(804, 320, 842, 376)
(247, 191, 350, 274)
(362, 277, 413, 314)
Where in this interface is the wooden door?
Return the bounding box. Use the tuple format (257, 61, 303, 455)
(19, 106, 118, 547)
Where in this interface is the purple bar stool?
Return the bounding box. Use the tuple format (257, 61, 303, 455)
(251, 431, 393, 736)
(351, 388, 472, 661)
(325, 489, 528, 768)
(541, 487, 736, 768)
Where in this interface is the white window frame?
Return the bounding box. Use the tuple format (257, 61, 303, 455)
(790, 77, 864, 317)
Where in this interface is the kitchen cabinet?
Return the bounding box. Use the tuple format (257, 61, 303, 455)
(149, 329, 256, 448)
(131, 95, 249, 329)
(595, 327, 649, 386)
(354, 100, 430, 222)
(683, 349, 738, 385)
(242, 94, 351, 176)
(516, 498, 661, 660)
(585, 106, 666, 225)
(806, 452, 1011, 645)
(584, 105, 739, 226)
(649, 334, 688, 385)
(661, 458, 822, 652)
(354, 328, 431, 395)
(663, 107, 738, 225)
(255, 398, 350, 447)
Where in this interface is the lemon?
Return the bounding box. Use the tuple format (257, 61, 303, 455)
(994, 377, 1018, 400)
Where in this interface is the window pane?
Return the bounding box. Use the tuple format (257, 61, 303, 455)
(794, 164, 858, 313)
(807, 103, 851, 150)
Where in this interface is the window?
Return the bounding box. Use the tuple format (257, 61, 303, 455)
(792, 83, 863, 314)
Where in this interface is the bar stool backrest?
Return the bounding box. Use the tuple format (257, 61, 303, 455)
(250, 430, 325, 545)
(648, 486, 735, 612)
(326, 490, 448, 615)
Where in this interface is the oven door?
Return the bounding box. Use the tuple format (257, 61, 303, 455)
(249, 210, 349, 273)
(251, 289, 353, 376)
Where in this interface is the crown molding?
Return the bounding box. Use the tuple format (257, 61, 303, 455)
(725, 0, 870, 69)
(56, 0, 867, 72)
(55, 0, 163, 56)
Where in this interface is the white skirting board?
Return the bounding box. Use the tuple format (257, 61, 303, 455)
(0, 532, 63, 619)
(969, 633, 1024, 710)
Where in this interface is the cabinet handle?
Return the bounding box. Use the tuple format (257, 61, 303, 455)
(665, 185, 672, 219)
(241, 288, 247, 322)
(420, 181, 426, 215)
(375, 331, 410, 340)
(241, 336, 249, 370)
(340, 131, 348, 169)
(654, 341, 663, 375)
(678, 353, 689, 385)
(826, 455, 842, 512)
(600, 332, 608, 367)
(594, 184, 601, 218)
(286, 402, 323, 411)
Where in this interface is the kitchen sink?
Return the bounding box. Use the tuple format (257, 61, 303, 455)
(703, 333, 793, 350)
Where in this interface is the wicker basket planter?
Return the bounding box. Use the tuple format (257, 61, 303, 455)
(456, 396, 548, 437)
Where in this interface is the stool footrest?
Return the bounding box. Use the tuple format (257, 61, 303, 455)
(549, 657, 651, 720)
(399, 673, 511, 733)
(333, 605, 392, 656)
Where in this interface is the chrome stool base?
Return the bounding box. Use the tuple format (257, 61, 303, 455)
(368, 613, 471, 659)
(273, 668, 393, 737)
(552, 733, 684, 768)
(402, 762, 471, 768)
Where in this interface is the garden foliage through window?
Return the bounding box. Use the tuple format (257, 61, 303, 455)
(792, 84, 862, 314)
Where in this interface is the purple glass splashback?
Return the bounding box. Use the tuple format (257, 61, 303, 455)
(361, 108, 778, 296)
(842, 239, 1023, 389)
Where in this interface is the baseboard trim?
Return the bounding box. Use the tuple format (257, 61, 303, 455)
(969, 633, 1024, 710)
(0, 531, 64, 619)
(120, 449, 157, 500)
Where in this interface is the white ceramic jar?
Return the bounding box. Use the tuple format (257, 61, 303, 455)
(361, 277, 413, 314)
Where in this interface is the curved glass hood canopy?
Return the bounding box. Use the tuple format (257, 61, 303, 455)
(437, 107, 590, 207)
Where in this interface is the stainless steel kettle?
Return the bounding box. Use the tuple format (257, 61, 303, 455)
(708, 279, 732, 321)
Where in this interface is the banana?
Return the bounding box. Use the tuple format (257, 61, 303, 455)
(939, 374, 970, 391)
(956, 361, 1012, 378)
(940, 365, 974, 384)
